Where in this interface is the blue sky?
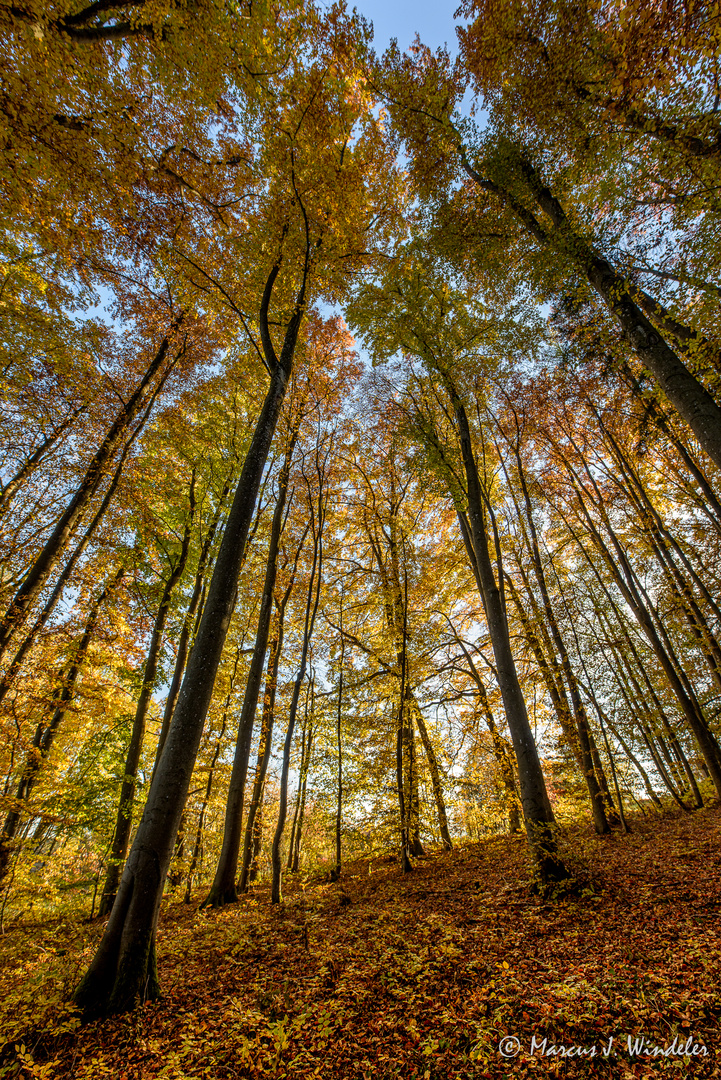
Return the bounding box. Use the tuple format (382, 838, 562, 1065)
(356, 0, 461, 54)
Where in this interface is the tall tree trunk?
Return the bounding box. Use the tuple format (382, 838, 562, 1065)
(441, 371, 567, 884)
(270, 469, 325, 904)
(0, 368, 170, 709)
(238, 585, 292, 894)
(0, 404, 83, 515)
(73, 260, 306, 1018)
(0, 329, 183, 661)
(567, 478, 721, 796)
(183, 666, 233, 904)
(330, 593, 344, 880)
(204, 432, 297, 908)
(0, 568, 124, 882)
(465, 147, 721, 470)
(154, 474, 232, 769)
(99, 474, 196, 916)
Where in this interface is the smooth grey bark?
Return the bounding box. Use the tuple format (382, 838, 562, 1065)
(153, 474, 232, 770)
(73, 257, 305, 1018)
(99, 474, 196, 916)
(203, 432, 297, 907)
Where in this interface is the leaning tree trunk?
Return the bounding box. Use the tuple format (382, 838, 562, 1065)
(288, 680, 313, 872)
(270, 470, 325, 904)
(0, 328, 182, 662)
(153, 474, 232, 769)
(73, 261, 305, 1019)
(466, 148, 721, 471)
(329, 597, 344, 880)
(0, 568, 124, 883)
(99, 476, 195, 916)
(0, 378, 166, 710)
(203, 433, 296, 908)
(442, 373, 568, 885)
(0, 404, 83, 516)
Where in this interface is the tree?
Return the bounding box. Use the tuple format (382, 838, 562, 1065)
(72, 8, 399, 1014)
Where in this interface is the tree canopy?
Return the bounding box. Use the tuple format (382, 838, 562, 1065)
(0, 0, 720, 1068)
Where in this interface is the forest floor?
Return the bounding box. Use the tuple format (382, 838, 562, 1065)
(1, 807, 720, 1079)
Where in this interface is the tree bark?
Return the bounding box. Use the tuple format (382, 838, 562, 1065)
(238, 582, 293, 894)
(153, 474, 232, 769)
(0, 372, 169, 710)
(0, 329, 182, 661)
(271, 462, 326, 904)
(0, 568, 124, 882)
(99, 474, 196, 916)
(203, 432, 297, 907)
(442, 372, 568, 884)
(465, 148, 721, 471)
(73, 259, 305, 1018)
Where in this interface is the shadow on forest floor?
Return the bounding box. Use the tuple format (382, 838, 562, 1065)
(1, 807, 720, 1078)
